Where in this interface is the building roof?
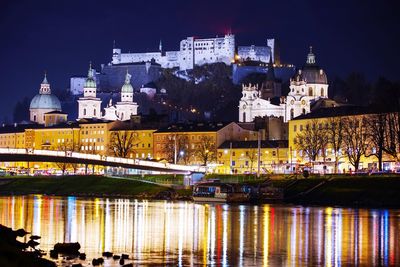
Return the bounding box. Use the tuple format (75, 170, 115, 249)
(78, 118, 113, 125)
(292, 106, 377, 121)
(155, 121, 231, 133)
(218, 140, 288, 149)
(0, 123, 43, 134)
(109, 120, 158, 131)
(44, 111, 68, 115)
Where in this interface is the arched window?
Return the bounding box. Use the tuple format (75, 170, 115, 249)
(302, 108, 306, 114)
(33, 115, 36, 122)
(308, 87, 313, 96)
(290, 109, 294, 120)
(321, 88, 324, 97)
(242, 112, 246, 122)
(83, 108, 86, 116)
(94, 109, 96, 116)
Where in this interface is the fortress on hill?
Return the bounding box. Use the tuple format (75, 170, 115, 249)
(70, 34, 281, 95)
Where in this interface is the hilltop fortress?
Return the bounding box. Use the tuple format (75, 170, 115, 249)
(70, 34, 281, 95)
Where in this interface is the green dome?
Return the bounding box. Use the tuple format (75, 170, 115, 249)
(84, 64, 97, 88)
(84, 77, 96, 88)
(121, 83, 133, 93)
(121, 71, 133, 93)
(30, 94, 61, 110)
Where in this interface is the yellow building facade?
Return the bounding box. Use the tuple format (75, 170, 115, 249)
(288, 109, 396, 173)
(216, 140, 289, 174)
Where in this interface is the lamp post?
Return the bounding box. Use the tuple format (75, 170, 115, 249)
(229, 142, 233, 174)
(290, 146, 293, 174)
(257, 129, 261, 178)
(173, 134, 177, 164)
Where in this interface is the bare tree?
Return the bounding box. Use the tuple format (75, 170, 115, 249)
(176, 135, 192, 164)
(53, 141, 71, 175)
(327, 116, 344, 173)
(295, 119, 328, 170)
(366, 113, 386, 171)
(383, 112, 400, 162)
(342, 116, 370, 171)
(109, 130, 140, 158)
(162, 134, 194, 164)
(246, 147, 258, 173)
(195, 136, 217, 166)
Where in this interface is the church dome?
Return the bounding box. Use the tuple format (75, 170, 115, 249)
(30, 74, 62, 110)
(30, 94, 61, 110)
(121, 70, 133, 93)
(301, 65, 328, 84)
(292, 46, 328, 84)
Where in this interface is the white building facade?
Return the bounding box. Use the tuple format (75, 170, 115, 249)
(102, 71, 138, 121)
(239, 47, 328, 123)
(111, 34, 235, 70)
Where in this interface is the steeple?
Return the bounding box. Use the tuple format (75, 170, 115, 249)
(88, 62, 93, 78)
(121, 69, 133, 94)
(159, 39, 162, 52)
(42, 71, 49, 84)
(84, 62, 96, 89)
(306, 46, 316, 65)
(39, 72, 51, 95)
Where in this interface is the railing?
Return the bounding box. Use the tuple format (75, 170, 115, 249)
(0, 148, 206, 173)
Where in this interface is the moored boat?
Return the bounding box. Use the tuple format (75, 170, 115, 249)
(192, 181, 250, 203)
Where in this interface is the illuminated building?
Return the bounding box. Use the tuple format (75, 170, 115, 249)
(239, 47, 329, 123)
(153, 122, 258, 165)
(29, 74, 63, 124)
(216, 140, 288, 174)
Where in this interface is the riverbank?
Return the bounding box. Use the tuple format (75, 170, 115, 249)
(1, 175, 400, 207)
(0, 175, 191, 200)
(275, 176, 400, 207)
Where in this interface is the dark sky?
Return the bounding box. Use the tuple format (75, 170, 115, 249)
(0, 0, 399, 121)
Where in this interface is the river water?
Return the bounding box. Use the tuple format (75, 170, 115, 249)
(0, 195, 399, 266)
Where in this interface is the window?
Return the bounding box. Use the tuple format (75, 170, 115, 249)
(83, 109, 86, 116)
(302, 108, 306, 114)
(290, 109, 294, 120)
(308, 87, 313, 96)
(294, 125, 297, 132)
(272, 151, 277, 157)
(321, 88, 324, 97)
(94, 109, 96, 116)
(232, 152, 236, 156)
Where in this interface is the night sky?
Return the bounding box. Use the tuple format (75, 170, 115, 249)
(0, 0, 399, 121)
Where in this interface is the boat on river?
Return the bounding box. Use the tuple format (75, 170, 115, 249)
(192, 179, 284, 203)
(192, 181, 251, 203)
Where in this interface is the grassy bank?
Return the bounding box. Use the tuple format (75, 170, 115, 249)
(0, 175, 184, 199)
(271, 176, 400, 207)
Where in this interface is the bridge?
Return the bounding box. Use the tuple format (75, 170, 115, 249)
(0, 148, 206, 174)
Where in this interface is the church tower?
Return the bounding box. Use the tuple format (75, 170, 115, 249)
(77, 64, 102, 120)
(115, 70, 138, 121)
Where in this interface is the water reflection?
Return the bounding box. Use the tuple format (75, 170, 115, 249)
(0, 196, 400, 266)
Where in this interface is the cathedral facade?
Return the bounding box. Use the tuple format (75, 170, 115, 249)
(239, 47, 328, 123)
(77, 64, 138, 121)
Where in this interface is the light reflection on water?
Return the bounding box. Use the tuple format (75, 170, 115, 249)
(0, 195, 400, 266)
